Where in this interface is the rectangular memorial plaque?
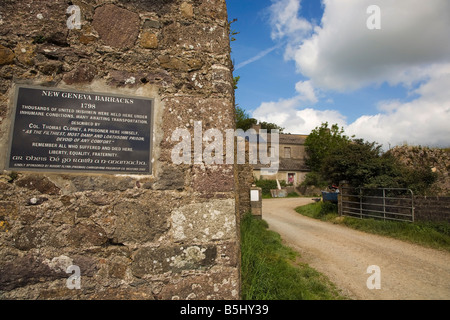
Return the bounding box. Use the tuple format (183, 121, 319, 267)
(7, 85, 153, 174)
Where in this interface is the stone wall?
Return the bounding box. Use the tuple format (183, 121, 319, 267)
(235, 140, 254, 217)
(414, 196, 450, 223)
(388, 145, 450, 196)
(0, 0, 239, 299)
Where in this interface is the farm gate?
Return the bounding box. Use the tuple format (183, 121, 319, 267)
(338, 187, 414, 222)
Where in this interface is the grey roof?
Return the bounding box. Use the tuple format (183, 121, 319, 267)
(279, 158, 309, 171)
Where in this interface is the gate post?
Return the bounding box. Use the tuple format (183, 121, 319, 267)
(338, 192, 342, 216)
(409, 189, 415, 222)
(338, 180, 348, 217)
(250, 186, 262, 219)
(359, 187, 363, 219)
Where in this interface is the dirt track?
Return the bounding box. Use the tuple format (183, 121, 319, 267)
(262, 198, 450, 300)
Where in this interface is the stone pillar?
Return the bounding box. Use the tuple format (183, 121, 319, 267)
(250, 186, 262, 219)
(0, 0, 239, 300)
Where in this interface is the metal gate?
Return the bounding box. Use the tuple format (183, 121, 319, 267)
(338, 187, 414, 222)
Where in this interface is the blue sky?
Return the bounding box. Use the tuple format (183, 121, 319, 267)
(228, 0, 321, 112)
(226, 0, 450, 148)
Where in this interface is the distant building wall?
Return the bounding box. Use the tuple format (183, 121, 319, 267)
(280, 143, 307, 161)
(254, 170, 308, 186)
(253, 131, 310, 186)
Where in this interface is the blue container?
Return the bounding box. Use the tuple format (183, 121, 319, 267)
(322, 191, 338, 203)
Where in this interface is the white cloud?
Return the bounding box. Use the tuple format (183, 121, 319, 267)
(259, 0, 450, 148)
(252, 67, 450, 148)
(294, 108, 347, 134)
(295, 80, 317, 103)
(252, 97, 346, 135)
(347, 67, 450, 148)
(269, 0, 312, 41)
(269, 0, 314, 62)
(291, 0, 450, 91)
(252, 96, 301, 130)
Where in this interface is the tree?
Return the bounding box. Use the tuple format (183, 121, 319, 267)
(234, 104, 284, 132)
(235, 105, 257, 131)
(228, 18, 240, 44)
(302, 123, 437, 194)
(304, 122, 352, 172)
(235, 108, 285, 132)
(321, 139, 387, 187)
(258, 121, 284, 133)
(320, 139, 437, 193)
(233, 76, 240, 90)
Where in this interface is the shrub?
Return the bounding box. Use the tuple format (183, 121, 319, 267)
(301, 171, 328, 188)
(254, 178, 287, 196)
(320, 202, 338, 215)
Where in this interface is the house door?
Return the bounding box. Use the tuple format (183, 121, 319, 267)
(288, 173, 295, 184)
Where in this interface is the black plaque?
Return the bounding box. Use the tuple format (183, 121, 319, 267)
(7, 86, 153, 174)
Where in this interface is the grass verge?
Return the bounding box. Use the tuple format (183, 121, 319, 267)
(295, 202, 450, 252)
(240, 213, 348, 300)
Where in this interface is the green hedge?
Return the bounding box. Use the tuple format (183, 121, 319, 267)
(254, 178, 287, 195)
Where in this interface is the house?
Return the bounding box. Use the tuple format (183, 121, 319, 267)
(251, 124, 310, 186)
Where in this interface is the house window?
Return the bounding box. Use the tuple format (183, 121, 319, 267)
(284, 147, 291, 158)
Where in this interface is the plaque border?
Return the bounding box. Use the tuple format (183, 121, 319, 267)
(5, 84, 155, 176)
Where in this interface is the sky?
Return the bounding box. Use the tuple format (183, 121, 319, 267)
(226, 0, 450, 149)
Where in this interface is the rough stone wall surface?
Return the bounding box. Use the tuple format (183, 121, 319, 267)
(0, 0, 239, 300)
(235, 140, 253, 217)
(414, 196, 450, 223)
(388, 146, 450, 196)
(237, 163, 253, 217)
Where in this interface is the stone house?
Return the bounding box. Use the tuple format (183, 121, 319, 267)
(251, 125, 310, 186)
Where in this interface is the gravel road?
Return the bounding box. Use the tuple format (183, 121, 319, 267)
(262, 198, 450, 300)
